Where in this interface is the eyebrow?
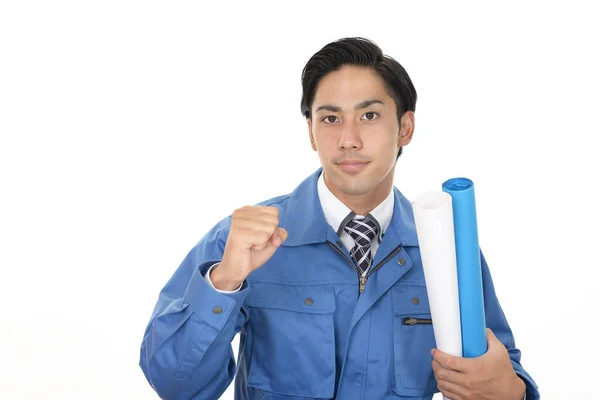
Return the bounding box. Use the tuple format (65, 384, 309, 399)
(315, 99, 384, 113)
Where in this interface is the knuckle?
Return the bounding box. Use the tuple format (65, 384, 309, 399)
(232, 207, 247, 219)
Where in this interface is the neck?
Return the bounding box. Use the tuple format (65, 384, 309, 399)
(324, 171, 394, 215)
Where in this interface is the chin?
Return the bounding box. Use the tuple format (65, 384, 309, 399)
(334, 175, 377, 196)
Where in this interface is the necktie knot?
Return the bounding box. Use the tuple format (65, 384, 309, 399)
(343, 217, 379, 246)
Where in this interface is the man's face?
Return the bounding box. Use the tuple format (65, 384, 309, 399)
(308, 66, 414, 199)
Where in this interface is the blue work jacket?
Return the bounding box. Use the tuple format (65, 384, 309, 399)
(139, 168, 539, 400)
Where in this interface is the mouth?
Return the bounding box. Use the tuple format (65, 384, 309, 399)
(336, 161, 370, 174)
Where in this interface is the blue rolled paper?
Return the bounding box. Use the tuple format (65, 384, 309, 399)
(442, 178, 487, 358)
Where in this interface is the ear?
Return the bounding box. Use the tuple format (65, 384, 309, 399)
(307, 118, 317, 151)
(398, 111, 415, 147)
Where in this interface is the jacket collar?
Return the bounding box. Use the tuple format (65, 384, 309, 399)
(279, 168, 419, 247)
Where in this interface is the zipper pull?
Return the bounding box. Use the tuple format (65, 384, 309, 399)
(403, 317, 433, 325)
(359, 276, 367, 293)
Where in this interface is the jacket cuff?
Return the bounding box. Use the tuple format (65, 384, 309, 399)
(204, 263, 243, 293)
(183, 260, 248, 331)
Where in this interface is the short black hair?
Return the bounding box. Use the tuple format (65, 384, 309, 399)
(300, 37, 417, 158)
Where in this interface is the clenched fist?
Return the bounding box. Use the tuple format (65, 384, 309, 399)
(210, 206, 288, 290)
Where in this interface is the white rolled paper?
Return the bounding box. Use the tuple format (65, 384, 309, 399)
(412, 191, 463, 361)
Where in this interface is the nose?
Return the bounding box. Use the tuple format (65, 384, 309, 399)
(338, 120, 362, 151)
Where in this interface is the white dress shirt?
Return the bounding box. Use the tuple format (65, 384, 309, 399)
(205, 171, 394, 292)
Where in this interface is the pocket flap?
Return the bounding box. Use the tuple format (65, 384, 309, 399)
(246, 282, 336, 314)
(392, 285, 431, 314)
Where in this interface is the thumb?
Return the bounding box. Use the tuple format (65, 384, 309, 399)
(248, 228, 288, 271)
(252, 228, 288, 267)
(272, 227, 288, 247)
(260, 228, 287, 258)
(265, 227, 288, 249)
(486, 328, 502, 350)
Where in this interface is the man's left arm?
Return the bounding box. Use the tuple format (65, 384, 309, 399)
(479, 251, 539, 399)
(431, 250, 540, 400)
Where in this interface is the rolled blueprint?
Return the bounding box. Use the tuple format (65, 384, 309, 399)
(412, 191, 463, 359)
(442, 178, 487, 358)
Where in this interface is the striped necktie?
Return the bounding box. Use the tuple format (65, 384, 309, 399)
(343, 216, 380, 275)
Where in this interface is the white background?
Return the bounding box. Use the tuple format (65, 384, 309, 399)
(1, 1, 598, 399)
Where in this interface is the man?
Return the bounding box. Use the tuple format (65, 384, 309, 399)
(139, 37, 539, 400)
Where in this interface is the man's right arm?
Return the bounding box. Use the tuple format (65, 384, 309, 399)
(139, 206, 287, 399)
(139, 220, 250, 400)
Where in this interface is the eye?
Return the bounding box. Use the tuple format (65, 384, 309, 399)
(361, 111, 379, 120)
(322, 115, 339, 124)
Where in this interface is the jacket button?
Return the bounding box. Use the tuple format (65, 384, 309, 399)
(411, 297, 420, 305)
(336, 240, 342, 247)
(213, 306, 223, 314)
(398, 257, 406, 266)
(305, 298, 314, 306)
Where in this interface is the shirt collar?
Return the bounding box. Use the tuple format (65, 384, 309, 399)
(317, 171, 394, 239)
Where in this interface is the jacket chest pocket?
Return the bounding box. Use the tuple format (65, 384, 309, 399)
(391, 285, 438, 397)
(245, 282, 337, 399)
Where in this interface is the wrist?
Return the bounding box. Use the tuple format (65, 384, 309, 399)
(210, 264, 244, 291)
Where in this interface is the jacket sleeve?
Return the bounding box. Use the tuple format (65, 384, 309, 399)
(480, 251, 540, 400)
(139, 218, 250, 400)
